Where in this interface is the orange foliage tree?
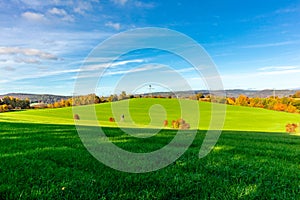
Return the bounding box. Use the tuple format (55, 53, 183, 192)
(235, 95, 249, 106)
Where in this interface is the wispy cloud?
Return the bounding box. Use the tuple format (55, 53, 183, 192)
(48, 7, 74, 22)
(0, 68, 81, 84)
(242, 40, 299, 48)
(258, 66, 298, 71)
(112, 59, 144, 66)
(110, 0, 155, 8)
(74, 1, 93, 14)
(49, 7, 67, 16)
(105, 63, 163, 76)
(22, 11, 45, 21)
(80, 59, 146, 72)
(134, 1, 155, 8)
(110, 0, 128, 6)
(0, 47, 58, 60)
(275, 7, 299, 14)
(105, 21, 121, 30)
(3, 66, 16, 71)
(14, 57, 41, 64)
(73, 59, 151, 79)
(17, 0, 49, 9)
(176, 67, 196, 73)
(258, 65, 300, 75)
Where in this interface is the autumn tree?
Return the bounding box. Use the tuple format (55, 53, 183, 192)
(94, 95, 101, 104)
(249, 97, 264, 108)
(60, 99, 66, 107)
(0, 104, 8, 112)
(226, 97, 235, 105)
(65, 98, 72, 107)
(292, 91, 300, 98)
(53, 102, 61, 108)
(108, 94, 118, 102)
(0, 96, 30, 109)
(262, 97, 277, 109)
(118, 91, 128, 100)
(235, 95, 249, 106)
(273, 103, 287, 111)
(286, 104, 297, 113)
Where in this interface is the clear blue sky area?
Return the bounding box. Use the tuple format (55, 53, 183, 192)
(1, 0, 300, 95)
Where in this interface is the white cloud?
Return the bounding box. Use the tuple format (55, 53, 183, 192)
(257, 65, 300, 76)
(72, 59, 149, 79)
(48, 7, 74, 22)
(242, 41, 299, 49)
(14, 57, 41, 64)
(48, 7, 67, 16)
(22, 11, 45, 21)
(111, 59, 144, 66)
(258, 66, 298, 71)
(218, 66, 300, 90)
(74, 1, 92, 15)
(0, 47, 58, 60)
(105, 21, 121, 30)
(0, 67, 81, 84)
(105, 63, 163, 76)
(79, 59, 145, 72)
(258, 68, 300, 75)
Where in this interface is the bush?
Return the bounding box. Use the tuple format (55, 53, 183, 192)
(73, 114, 80, 120)
(163, 120, 168, 127)
(172, 118, 190, 130)
(109, 117, 115, 122)
(285, 123, 297, 133)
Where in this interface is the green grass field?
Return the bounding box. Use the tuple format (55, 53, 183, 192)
(0, 99, 300, 199)
(1, 98, 300, 132)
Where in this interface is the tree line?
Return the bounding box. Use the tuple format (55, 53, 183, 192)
(189, 91, 300, 114)
(27, 90, 300, 114)
(1, 91, 300, 114)
(0, 96, 30, 112)
(225, 95, 298, 113)
(0, 92, 137, 112)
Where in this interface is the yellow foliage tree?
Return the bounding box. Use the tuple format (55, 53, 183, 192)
(235, 95, 249, 106)
(226, 97, 235, 105)
(285, 104, 297, 113)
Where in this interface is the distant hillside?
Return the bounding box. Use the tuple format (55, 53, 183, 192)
(148, 89, 297, 98)
(224, 89, 297, 98)
(0, 89, 298, 104)
(0, 93, 71, 104)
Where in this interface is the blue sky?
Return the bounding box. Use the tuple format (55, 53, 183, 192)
(1, 0, 300, 95)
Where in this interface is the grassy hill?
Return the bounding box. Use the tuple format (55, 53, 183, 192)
(0, 122, 299, 199)
(0, 98, 300, 199)
(1, 98, 300, 132)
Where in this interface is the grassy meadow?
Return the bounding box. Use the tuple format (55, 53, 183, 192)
(1, 98, 300, 132)
(0, 98, 300, 199)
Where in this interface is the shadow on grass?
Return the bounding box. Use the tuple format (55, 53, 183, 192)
(0, 121, 299, 199)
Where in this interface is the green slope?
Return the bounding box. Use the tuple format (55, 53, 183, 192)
(0, 122, 299, 199)
(1, 98, 299, 132)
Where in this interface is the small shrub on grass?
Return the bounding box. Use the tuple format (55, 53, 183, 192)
(172, 119, 190, 130)
(73, 114, 80, 120)
(109, 117, 115, 122)
(285, 123, 297, 133)
(163, 120, 168, 127)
